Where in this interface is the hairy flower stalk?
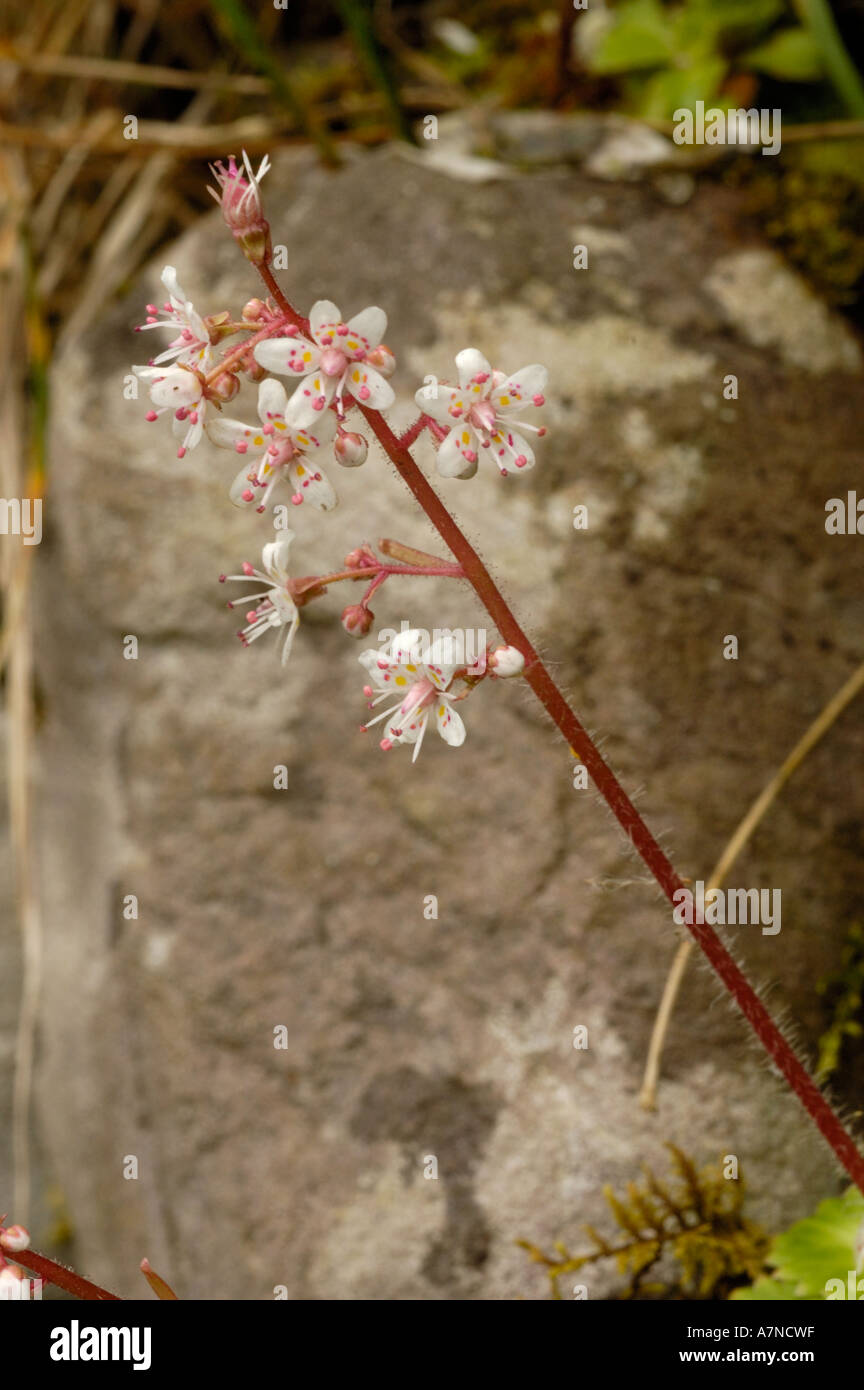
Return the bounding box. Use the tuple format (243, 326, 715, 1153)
(252, 257, 864, 1194)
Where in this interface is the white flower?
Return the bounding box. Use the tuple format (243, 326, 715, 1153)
(221, 532, 300, 664)
(359, 629, 467, 761)
(133, 362, 210, 458)
(206, 378, 338, 512)
(253, 300, 395, 426)
(134, 266, 212, 370)
(415, 348, 548, 478)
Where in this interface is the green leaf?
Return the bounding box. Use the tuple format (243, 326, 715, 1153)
(744, 28, 825, 80)
(589, 0, 676, 74)
(769, 1189, 864, 1299)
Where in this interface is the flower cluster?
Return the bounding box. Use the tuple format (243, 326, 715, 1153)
(130, 152, 550, 760)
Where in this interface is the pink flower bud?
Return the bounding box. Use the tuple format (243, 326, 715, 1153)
(245, 358, 269, 383)
(341, 604, 375, 638)
(343, 544, 378, 570)
(489, 644, 525, 678)
(206, 372, 241, 403)
(208, 153, 272, 266)
(0, 1225, 30, 1253)
(334, 431, 368, 468)
(365, 344, 396, 378)
(242, 298, 268, 323)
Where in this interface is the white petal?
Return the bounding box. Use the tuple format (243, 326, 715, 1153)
(455, 348, 493, 390)
(424, 638, 460, 685)
(262, 531, 295, 582)
(359, 648, 390, 688)
(288, 458, 337, 511)
(491, 428, 535, 473)
(160, 265, 186, 304)
(253, 337, 320, 376)
(286, 373, 336, 427)
(136, 366, 200, 407)
(491, 364, 548, 411)
(229, 458, 263, 507)
(280, 610, 300, 666)
(435, 426, 479, 479)
(284, 392, 337, 443)
(205, 415, 257, 449)
(435, 699, 466, 747)
(345, 364, 394, 412)
(309, 300, 342, 344)
(390, 630, 429, 665)
(345, 306, 387, 350)
(414, 382, 466, 426)
(256, 377, 289, 422)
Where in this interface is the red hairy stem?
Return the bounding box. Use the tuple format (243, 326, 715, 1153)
(254, 262, 864, 1192)
(11, 1246, 121, 1300)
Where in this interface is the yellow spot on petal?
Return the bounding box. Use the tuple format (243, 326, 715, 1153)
(395, 676, 407, 687)
(439, 706, 445, 716)
(500, 395, 510, 406)
(253, 435, 264, 446)
(274, 421, 286, 431)
(406, 664, 416, 673)
(303, 351, 312, 362)
(352, 369, 360, 382)
(461, 431, 469, 444)
(296, 464, 306, 477)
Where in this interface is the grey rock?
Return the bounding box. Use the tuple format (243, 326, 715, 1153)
(31, 133, 864, 1300)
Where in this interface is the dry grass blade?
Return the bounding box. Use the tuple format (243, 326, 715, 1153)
(1, 45, 272, 94)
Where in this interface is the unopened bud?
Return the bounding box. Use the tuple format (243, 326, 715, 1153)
(208, 153, 273, 266)
(0, 1225, 30, 1253)
(334, 431, 368, 468)
(207, 372, 241, 403)
(242, 298, 267, 323)
(366, 344, 396, 378)
(489, 644, 525, 678)
(343, 544, 378, 570)
(0, 1264, 24, 1289)
(341, 604, 375, 638)
(245, 358, 269, 383)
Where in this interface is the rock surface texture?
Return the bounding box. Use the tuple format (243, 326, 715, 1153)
(34, 125, 864, 1299)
